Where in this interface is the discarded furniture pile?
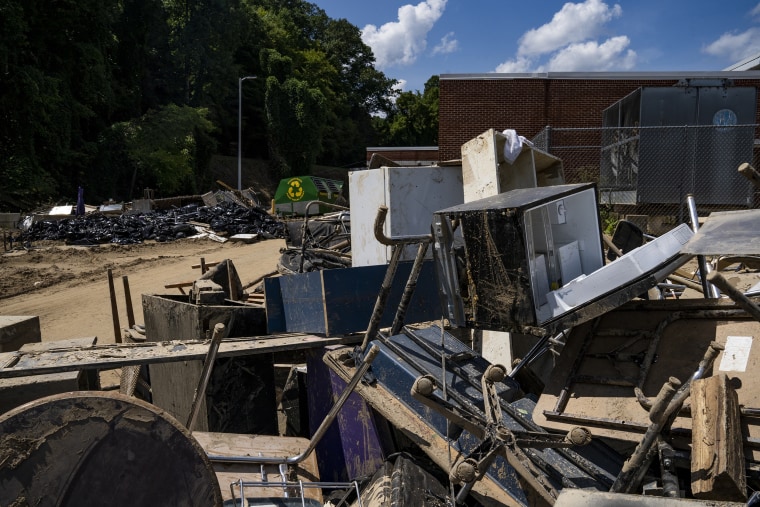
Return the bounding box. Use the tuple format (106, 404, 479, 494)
(3, 131, 760, 506)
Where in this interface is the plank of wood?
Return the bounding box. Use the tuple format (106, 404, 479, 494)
(151, 360, 208, 432)
(0, 334, 359, 379)
(690, 373, 747, 501)
(19, 336, 97, 352)
(191, 261, 220, 270)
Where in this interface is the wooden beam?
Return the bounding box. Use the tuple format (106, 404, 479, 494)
(191, 260, 220, 271)
(0, 334, 360, 379)
(738, 162, 760, 189)
(690, 373, 747, 501)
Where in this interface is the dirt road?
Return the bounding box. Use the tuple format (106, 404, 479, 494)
(1, 237, 287, 344)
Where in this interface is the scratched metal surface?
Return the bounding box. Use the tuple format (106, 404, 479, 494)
(682, 209, 760, 256)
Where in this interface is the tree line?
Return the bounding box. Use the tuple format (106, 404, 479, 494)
(0, 0, 439, 210)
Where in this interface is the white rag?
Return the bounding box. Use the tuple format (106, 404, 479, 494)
(502, 129, 532, 164)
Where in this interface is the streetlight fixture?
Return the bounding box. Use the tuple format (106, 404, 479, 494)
(238, 75, 256, 191)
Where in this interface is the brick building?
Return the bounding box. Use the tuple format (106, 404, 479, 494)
(365, 146, 439, 167)
(438, 71, 760, 164)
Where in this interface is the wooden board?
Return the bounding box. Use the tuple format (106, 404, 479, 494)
(18, 336, 96, 352)
(0, 334, 359, 379)
(691, 374, 746, 501)
(142, 294, 268, 341)
(151, 360, 209, 431)
(533, 298, 760, 459)
(0, 315, 41, 352)
(0, 371, 81, 415)
(193, 432, 321, 503)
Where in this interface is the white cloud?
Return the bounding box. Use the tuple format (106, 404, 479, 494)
(494, 57, 534, 73)
(703, 27, 760, 62)
(361, 0, 447, 69)
(493, 0, 635, 74)
(546, 36, 636, 71)
(518, 0, 622, 57)
(752, 3, 760, 19)
(432, 32, 458, 55)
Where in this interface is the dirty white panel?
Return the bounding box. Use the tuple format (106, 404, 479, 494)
(49, 205, 73, 215)
(481, 330, 512, 369)
(461, 130, 501, 202)
(350, 166, 463, 267)
(719, 335, 753, 372)
(546, 223, 694, 317)
(349, 169, 388, 267)
(557, 241, 582, 284)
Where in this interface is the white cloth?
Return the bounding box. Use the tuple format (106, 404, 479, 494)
(501, 129, 531, 164)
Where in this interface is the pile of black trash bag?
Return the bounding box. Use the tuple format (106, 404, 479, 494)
(21, 202, 286, 245)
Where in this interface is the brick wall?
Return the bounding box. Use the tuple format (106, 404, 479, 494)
(365, 148, 438, 165)
(439, 75, 760, 162)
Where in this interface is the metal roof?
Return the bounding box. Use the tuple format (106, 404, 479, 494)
(440, 71, 760, 81)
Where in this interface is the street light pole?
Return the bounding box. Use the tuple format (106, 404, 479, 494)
(238, 75, 256, 191)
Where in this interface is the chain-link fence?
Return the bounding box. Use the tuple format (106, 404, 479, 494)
(531, 125, 760, 235)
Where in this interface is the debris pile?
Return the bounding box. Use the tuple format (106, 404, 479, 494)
(20, 201, 285, 245)
(4, 133, 760, 506)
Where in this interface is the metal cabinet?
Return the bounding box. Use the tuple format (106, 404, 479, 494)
(349, 165, 464, 266)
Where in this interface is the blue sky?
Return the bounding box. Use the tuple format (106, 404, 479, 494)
(311, 0, 760, 92)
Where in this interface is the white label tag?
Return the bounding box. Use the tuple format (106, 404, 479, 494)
(718, 336, 753, 372)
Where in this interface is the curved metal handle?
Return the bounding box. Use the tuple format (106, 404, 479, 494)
(373, 206, 432, 246)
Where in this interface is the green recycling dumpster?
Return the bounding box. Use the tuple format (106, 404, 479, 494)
(274, 176, 344, 216)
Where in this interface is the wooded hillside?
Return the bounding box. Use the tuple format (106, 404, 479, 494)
(0, 0, 437, 210)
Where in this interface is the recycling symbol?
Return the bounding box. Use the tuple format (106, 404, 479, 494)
(286, 178, 305, 201)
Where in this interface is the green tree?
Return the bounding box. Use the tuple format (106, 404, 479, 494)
(0, 0, 123, 208)
(109, 104, 217, 196)
(264, 74, 326, 177)
(381, 75, 439, 147)
(0, 0, 401, 208)
(251, 0, 397, 169)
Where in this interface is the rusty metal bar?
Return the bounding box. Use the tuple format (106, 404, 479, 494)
(390, 239, 431, 336)
(611, 341, 724, 494)
(360, 206, 432, 352)
(707, 271, 760, 323)
(554, 319, 601, 413)
(361, 244, 403, 352)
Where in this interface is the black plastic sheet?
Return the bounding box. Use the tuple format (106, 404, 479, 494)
(21, 202, 286, 245)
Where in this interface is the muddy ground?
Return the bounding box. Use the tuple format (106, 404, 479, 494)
(1, 236, 287, 344)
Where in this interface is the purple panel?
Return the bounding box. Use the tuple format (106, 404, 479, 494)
(306, 347, 386, 482)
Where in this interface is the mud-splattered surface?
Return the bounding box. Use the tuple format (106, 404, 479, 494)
(0, 391, 222, 506)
